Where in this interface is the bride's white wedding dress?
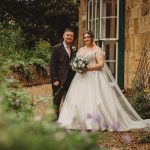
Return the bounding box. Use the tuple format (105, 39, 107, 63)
(58, 48, 150, 131)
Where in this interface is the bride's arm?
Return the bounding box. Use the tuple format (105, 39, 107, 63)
(87, 48, 105, 71)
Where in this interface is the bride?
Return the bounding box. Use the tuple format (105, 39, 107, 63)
(58, 31, 150, 132)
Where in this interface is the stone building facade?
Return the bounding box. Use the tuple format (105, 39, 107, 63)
(78, 0, 150, 92)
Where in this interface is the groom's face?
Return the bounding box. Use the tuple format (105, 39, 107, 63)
(63, 31, 74, 44)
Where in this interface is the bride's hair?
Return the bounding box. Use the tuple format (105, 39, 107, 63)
(83, 30, 94, 42)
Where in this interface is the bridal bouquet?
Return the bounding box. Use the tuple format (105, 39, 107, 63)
(71, 56, 89, 73)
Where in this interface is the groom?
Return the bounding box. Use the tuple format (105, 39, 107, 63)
(50, 28, 76, 120)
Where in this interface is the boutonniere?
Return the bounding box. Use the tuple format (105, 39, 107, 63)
(72, 46, 78, 54)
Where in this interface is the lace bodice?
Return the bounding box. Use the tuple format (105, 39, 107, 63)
(76, 48, 105, 66)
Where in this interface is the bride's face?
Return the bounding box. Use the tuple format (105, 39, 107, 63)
(83, 33, 93, 46)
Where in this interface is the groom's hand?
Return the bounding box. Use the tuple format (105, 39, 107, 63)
(53, 81, 60, 86)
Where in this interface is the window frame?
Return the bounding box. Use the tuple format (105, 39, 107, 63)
(87, 0, 125, 88)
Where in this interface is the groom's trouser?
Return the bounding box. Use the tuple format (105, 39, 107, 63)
(52, 84, 69, 119)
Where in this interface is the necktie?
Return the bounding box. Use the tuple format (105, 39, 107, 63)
(66, 47, 71, 57)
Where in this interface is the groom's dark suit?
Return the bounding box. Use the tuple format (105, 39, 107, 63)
(50, 43, 76, 119)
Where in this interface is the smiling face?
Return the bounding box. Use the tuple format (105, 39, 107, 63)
(63, 31, 74, 45)
(83, 33, 93, 46)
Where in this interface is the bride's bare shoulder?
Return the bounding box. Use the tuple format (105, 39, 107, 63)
(95, 45, 103, 52)
(78, 47, 84, 51)
(95, 45, 102, 51)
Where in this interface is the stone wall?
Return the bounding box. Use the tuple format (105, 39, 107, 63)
(125, 0, 150, 91)
(78, 0, 87, 48)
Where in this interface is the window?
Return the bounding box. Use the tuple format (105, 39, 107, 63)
(88, 0, 119, 79)
(100, 0, 118, 40)
(88, 0, 100, 44)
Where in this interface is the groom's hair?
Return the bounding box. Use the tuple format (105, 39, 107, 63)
(64, 28, 75, 33)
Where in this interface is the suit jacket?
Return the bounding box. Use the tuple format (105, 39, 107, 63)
(50, 43, 76, 87)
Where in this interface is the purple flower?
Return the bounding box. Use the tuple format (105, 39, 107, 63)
(123, 134, 132, 144)
(112, 123, 120, 131)
(91, 127, 97, 133)
(101, 123, 108, 129)
(86, 113, 92, 119)
(94, 114, 101, 123)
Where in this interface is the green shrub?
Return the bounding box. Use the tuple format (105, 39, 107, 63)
(138, 135, 150, 144)
(0, 79, 101, 150)
(0, 22, 26, 53)
(35, 39, 51, 63)
(131, 90, 150, 119)
(131, 79, 150, 119)
(0, 111, 101, 150)
(0, 79, 33, 119)
(0, 22, 51, 82)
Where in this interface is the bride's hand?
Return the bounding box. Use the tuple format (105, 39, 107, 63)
(86, 65, 91, 71)
(80, 70, 86, 74)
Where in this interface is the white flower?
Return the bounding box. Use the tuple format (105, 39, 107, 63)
(79, 61, 83, 64)
(80, 57, 84, 61)
(72, 46, 77, 52)
(81, 64, 85, 67)
(73, 62, 77, 67)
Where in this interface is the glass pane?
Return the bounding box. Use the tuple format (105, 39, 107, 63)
(93, 0, 95, 19)
(88, 0, 100, 40)
(95, 41, 98, 45)
(93, 20, 95, 37)
(102, 0, 117, 17)
(104, 42, 116, 61)
(103, 41, 117, 78)
(89, 21, 92, 31)
(101, 18, 117, 38)
(96, 0, 100, 18)
(106, 62, 116, 78)
(89, 1, 92, 20)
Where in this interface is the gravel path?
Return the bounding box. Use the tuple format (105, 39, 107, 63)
(24, 84, 150, 150)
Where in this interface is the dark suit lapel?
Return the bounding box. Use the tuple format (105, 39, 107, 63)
(70, 47, 74, 60)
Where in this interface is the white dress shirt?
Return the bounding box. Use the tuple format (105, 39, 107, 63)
(63, 42, 71, 58)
